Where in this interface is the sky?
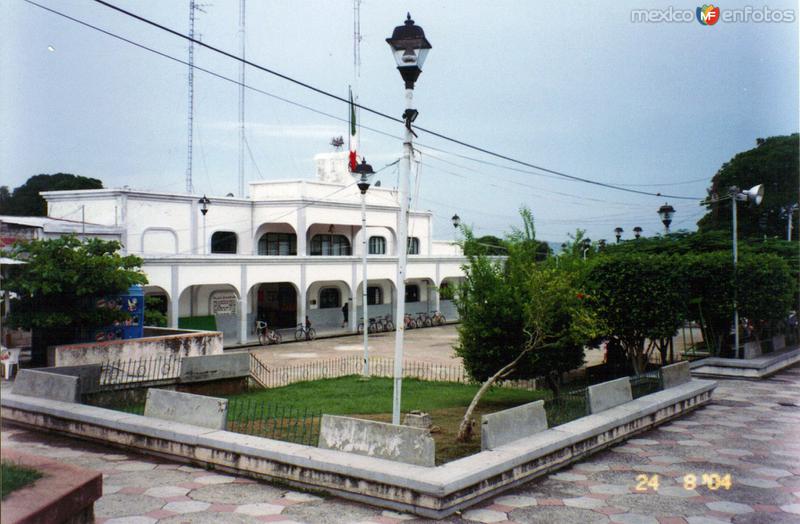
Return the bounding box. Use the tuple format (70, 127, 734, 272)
(2, 0, 798, 242)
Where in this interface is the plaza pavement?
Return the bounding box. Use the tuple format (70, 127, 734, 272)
(2, 365, 799, 523)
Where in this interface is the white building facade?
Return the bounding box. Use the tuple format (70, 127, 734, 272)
(41, 153, 466, 346)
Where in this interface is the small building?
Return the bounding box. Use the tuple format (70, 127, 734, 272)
(39, 152, 466, 346)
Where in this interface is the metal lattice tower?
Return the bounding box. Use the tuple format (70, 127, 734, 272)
(185, 0, 206, 194)
(238, 0, 246, 197)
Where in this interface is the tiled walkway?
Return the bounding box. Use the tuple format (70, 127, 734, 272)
(2, 366, 799, 523)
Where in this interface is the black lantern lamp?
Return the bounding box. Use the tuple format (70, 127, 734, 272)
(658, 203, 676, 233)
(614, 227, 623, 243)
(633, 226, 643, 239)
(198, 195, 211, 216)
(386, 13, 432, 89)
(451, 214, 461, 229)
(353, 158, 374, 195)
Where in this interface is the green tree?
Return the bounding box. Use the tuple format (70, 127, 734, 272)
(463, 235, 506, 256)
(697, 134, 799, 239)
(5, 236, 146, 366)
(585, 253, 687, 375)
(0, 174, 103, 216)
(144, 295, 168, 327)
(454, 210, 597, 441)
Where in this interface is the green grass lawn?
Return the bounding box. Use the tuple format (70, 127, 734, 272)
(1, 461, 43, 499)
(226, 376, 549, 415)
(225, 376, 552, 463)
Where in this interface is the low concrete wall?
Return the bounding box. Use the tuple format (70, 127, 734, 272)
(144, 389, 228, 430)
(12, 369, 80, 403)
(179, 352, 249, 383)
(319, 415, 435, 467)
(772, 335, 786, 352)
(690, 347, 800, 379)
(48, 329, 223, 367)
(481, 400, 547, 450)
(587, 377, 631, 414)
(0, 378, 716, 519)
(660, 361, 691, 389)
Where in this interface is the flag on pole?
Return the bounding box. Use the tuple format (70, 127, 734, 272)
(349, 87, 358, 172)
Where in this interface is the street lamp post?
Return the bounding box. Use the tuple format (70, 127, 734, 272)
(198, 195, 210, 254)
(354, 159, 374, 377)
(730, 184, 764, 358)
(657, 203, 675, 234)
(633, 226, 643, 239)
(614, 227, 623, 243)
(386, 13, 432, 425)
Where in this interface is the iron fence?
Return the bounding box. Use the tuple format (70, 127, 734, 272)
(98, 356, 182, 389)
(225, 397, 322, 446)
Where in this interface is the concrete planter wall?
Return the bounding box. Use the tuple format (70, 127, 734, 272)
(47, 329, 223, 367)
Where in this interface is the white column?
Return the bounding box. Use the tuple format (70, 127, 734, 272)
(239, 265, 248, 345)
(169, 266, 180, 328)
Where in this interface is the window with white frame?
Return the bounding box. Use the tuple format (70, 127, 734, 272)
(368, 236, 386, 255)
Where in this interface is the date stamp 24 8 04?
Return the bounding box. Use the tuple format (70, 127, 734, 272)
(635, 473, 733, 492)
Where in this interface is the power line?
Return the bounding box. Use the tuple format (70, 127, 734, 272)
(85, 0, 703, 201)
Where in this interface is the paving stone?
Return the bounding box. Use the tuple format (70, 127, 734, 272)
(162, 500, 211, 513)
(575, 463, 611, 472)
(381, 509, 415, 520)
(589, 484, 631, 495)
(717, 449, 753, 457)
(509, 505, 609, 523)
(628, 439, 660, 446)
(752, 467, 793, 478)
(705, 501, 754, 514)
(102, 469, 189, 488)
(493, 495, 536, 508)
(158, 513, 260, 523)
(563, 496, 606, 509)
(736, 477, 782, 489)
(143, 485, 191, 498)
(608, 494, 708, 516)
(177, 465, 206, 472)
(195, 474, 237, 485)
(461, 508, 508, 523)
(114, 461, 158, 471)
(610, 514, 659, 524)
(283, 490, 323, 503)
(650, 456, 686, 465)
(234, 503, 285, 516)
(104, 518, 158, 524)
(780, 503, 800, 515)
(676, 440, 712, 447)
(658, 486, 698, 498)
(281, 498, 378, 524)
(550, 472, 588, 481)
(95, 494, 164, 518)
(190, 482, 285, 504)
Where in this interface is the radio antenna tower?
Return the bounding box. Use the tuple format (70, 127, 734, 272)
(353, 0, 362, 77)
(238, 0, 246, 197)
(185, 0, 207, 194)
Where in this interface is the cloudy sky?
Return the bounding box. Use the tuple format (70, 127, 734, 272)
(2, 0, 798, 242)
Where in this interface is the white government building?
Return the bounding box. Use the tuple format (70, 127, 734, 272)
(40, 152, 466, 346)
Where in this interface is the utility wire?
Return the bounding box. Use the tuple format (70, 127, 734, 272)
(84, 0, 702, 201)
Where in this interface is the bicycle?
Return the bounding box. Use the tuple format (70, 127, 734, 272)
(404, 314, 417, 329)
(431, 310, 446, 326)
(255, 320, 282, 345)
(295, 323, 316, 341)
(378, 315, 395, 332)
(415, 312, 433, 328)
(358, 317, 381, 335)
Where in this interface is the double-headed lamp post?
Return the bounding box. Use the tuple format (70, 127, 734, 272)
(657, 203, 675, 234)
(633, 226, 643, 239)
(730, 183, 764, 358)
(198, 195, 211, 254)
(614, 227, 624, 243)
(386, 13, 432, 425)
(354, 158, 374, 377)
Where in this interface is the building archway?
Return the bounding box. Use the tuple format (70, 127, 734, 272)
(254, 282, 298, 329)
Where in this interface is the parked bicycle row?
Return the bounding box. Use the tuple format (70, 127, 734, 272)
(358, 311, 446, 334)
(254, 311, 447, 346)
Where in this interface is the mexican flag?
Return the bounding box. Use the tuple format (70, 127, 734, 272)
(349, 87, 358, 172)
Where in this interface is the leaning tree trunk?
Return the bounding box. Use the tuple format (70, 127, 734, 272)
(456, 345, 534, 443)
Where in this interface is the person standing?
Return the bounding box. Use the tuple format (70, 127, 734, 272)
(341, 301, 349, 328)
